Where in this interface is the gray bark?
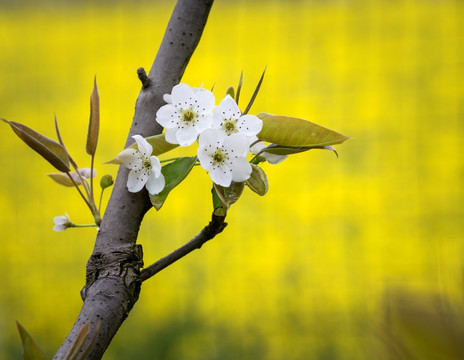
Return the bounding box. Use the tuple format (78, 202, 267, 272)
(53, 0, 215, 358)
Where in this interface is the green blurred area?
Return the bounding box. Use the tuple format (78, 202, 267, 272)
(1, 0, 463, 359)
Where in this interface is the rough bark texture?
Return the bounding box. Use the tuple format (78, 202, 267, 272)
(53, 0, 214, 358)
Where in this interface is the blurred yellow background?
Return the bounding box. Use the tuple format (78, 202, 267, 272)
(1, 0, 463, 359)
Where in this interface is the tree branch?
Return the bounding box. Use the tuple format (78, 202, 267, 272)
(140, 214, 227, 282)
(53, 0, 215, 359)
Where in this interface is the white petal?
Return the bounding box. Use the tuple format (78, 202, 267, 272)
(164, 127, 179, 144)
(217, 94, 241, 118)
(163, 93, 172, 104)
(195, 90, 216, 112)
(53, 215, 67, 225)
(237, 114, 263, 136)
(197, 146, 214, 171)
(156, 105, 177, 128)
(228, 157, 252, 182)
(116, 149, 142, 170)
(150, 156, 162, 177)
(198, 128, 225, 148)
(53, 224, 66, 232)
(194, 113, 214, 133)
(209, 166, 233, 187)
(79, 168, 97, 179)
(146, 171, 166, 195)
(171, 83, 195, 105)
(176, 126, 198, 146)
(223, 133, 250, 157)
(127, 169, 148, 193)
(132, 135, 153, 157)
(263, 152, 288, 165)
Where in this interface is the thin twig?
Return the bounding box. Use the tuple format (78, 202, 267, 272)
(140, 213, 227, 282)
(137, 67, 151, 89)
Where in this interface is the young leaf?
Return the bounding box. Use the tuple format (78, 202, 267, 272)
(16, 321, 47, 360)
(226, 86, 235, 99)
(263, 144, 338, 157)
(257, 115, 351, 148)
(2, 118, 70, 172)
(55, 114, 78, 170)
(149, 156, 197, 210)
(86, 77, 100, 156)
(47, 173, 75, 187)
(65, 322, 90, 360)
(213, 181, 245, 207)
(212, 186, 227, 216)
(235, 70, 244, 104)
(246, 164, 268, 196)
(243, 67, 266, 115)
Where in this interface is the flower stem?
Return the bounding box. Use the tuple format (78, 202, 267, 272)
(69, 223, 98, 229)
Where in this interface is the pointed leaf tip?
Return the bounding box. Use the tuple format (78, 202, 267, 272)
(16, 321, 47, 360)
(257, 115, 350, 148)
(86, 77, 100, 156)
(3, 118, 70, 172)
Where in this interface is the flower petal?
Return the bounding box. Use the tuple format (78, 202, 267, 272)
(237, 114, 263, 136)
(163, 93, 172, 104)
(197, 146, 214, 171)
(217, 94, 241, 118)
(164, 127, 179, 144)
(176, 126, 198, 147)
(209, 166, 233, 187)
(171, 83, 195, 105)
(198, 128, 225, 147)
(228, 157, 252, 182)
(132, 135, 153, 157)
(145, 171, 165, 195)
(223, 133, 250, 157)
(150, 155, 162, 177)
(156, 105, 177, 128)
(127, 168, 148, 193)
(195, 89, 216, 113)
(116, 148, 142, 170)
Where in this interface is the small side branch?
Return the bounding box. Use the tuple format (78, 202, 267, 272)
(140, 213, 227, 282)
(137, 67, 152, 89)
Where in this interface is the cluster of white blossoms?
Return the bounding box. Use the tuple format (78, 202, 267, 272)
(116, 83, 267, 195)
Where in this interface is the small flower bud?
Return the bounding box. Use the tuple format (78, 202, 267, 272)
(100, 175, 114, 189)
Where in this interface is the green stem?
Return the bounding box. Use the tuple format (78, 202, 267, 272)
(69, 223, 98, 229)
(98, 188, 105, 213)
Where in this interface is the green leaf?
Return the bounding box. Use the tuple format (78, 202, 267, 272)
(16, 321, 47, 360)
(55, 115, 78, 170)
(212, 186, 227, 216)
(246, 164, 268, 196)
(2, 118, 70, 172)
(86, 76, 100, 156)
(65, 322, 90, 360)
(263, 144, 338, 157)
(214, 181, 245, 208)
(243, 67, 266, 115)
(235, 70, 244, 105)
(106, 134, 179, 165)
(47, 173, 75, 187)
(257, 115, 351, 148)
(149, 156, 197, 210)
(226, 86, 235, 99)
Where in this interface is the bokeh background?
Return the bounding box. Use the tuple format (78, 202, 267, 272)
(1, 0, 463, 359)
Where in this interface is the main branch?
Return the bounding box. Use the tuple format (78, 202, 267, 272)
(53, 0, 214, 359)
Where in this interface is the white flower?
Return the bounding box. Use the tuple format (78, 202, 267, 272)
(249, 138, 288, 165)
(116, 135, 165, 195)
(197, 129, 252, 187)
(212, 94, 262, 139)
(53, 213, 71, 232)
(72, 168, 97, 185)
(156, 83, 215, 146)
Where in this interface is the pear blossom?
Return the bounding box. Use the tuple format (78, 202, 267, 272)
(212, 94, 262, 139)
(249, 138, 288, 165)
(53, 213, 71, 232)
(116, 135, 165, 195)
(197, 129, 252, 187)
(156, 83, 215, 146)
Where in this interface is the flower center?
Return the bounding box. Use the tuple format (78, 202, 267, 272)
(211, 148, 228, 166)
(222, 118, 238, 135)
(142, 158, 152, 171)
(179, 107, 198, 125)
